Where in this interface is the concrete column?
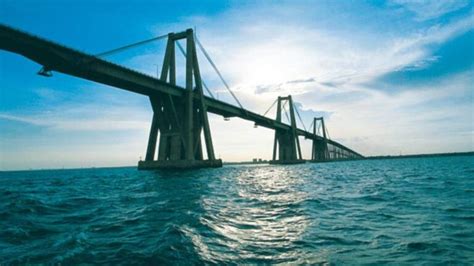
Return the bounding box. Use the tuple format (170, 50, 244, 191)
(185, 29, 194, 160)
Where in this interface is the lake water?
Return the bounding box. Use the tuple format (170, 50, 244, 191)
(1, 155, 473, 264)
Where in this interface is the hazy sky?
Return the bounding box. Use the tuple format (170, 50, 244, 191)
(1, 0, 473, 170)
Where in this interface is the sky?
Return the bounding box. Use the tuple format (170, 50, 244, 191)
(0, 0, 473, 170)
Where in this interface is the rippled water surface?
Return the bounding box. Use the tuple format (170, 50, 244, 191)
(1, 155, 474, 264)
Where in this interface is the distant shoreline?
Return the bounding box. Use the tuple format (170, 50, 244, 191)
(364, 151, 474, 160)
(1, 151, 472, 172)
(224, 151, 474, 165)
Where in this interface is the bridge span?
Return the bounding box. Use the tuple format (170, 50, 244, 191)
(0, 24, 364, 169)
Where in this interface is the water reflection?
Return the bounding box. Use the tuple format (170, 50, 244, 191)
(188, 166, 311, 263)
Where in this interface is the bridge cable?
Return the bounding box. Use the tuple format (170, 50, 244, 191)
(308, 119, 314, 133)
(95, 34, 168, 58)
(262, 99, 278, 117)
(281, 101, 291, 124)
(194, 35, 245, 110)
(175, 41, 215, 99)
(293, 103, 307, 132)
(319, 123, 324, 136)
(325, 126, 331, 140)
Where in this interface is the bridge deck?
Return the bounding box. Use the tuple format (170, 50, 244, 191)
(0, 24, 363, 158)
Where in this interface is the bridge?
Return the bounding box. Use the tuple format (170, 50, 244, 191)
(0, 24, 364, 169)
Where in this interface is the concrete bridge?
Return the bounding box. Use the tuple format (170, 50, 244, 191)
(0, 24, 364, 169)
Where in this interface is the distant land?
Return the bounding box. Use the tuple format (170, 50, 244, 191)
(364, 151, 474, 160)
(223, 151, 474, 165)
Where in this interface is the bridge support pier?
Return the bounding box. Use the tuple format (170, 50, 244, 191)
(269, 96, 305, 165)
(310, 117, 330, 162)
(138, 29, 222, 170)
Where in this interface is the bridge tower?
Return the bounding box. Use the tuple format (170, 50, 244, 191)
(270, 96, 305, 165)
(311, 117, 330, 162)
(138, 29, 222, 169)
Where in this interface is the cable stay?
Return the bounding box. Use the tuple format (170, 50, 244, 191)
(319, 120, 331, 140)
(175, 42, 215, 99)
(281, 101, 291, 124)
(293, 103, 307, 132)
(308, 119, 314, 133)
(95, 34, 168, 58)
(325, 125, 331, 140)
(254, 98, 278, 127)
(194, 35, 245, 110)
(261, 97, 308, 132)
(262, 99, 277, 117)
(92, 31, 243, 109)
(310, 119, 331, 140)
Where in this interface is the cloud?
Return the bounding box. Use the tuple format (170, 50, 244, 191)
(286, 78, 316, 84)
(374, 28, 474, 89)
(33, 87, 64, 102)
(253, 79, 318, 95)
(143, 2, 473, 157)
(0, 112, 149, 131)
(391, 0, 470, 21)
(148, 2, 473, 99)
(0, 85, 152, 132)
(0, 113, 45, 125)
(316, 70, 473, 154)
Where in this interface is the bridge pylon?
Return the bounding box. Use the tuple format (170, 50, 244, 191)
(269, 95, 305, 165)
(138, 29, 222, 169)
(310, 117, 330, 162)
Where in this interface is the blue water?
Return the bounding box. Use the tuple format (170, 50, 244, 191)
(1, 155, 473, 264)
